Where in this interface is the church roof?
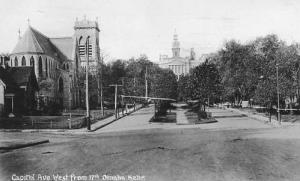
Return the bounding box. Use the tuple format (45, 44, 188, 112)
(50, 37, 73, 60)
(11, 26, 68, 62)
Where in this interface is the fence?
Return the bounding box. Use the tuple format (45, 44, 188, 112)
(0, 109, 114, 129)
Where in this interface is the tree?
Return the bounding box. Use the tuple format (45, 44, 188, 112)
(150, 69, 178, 99)
(214, 40, 261, 104)
(177, 74, 193, 101)
(189, 60, 222, 107)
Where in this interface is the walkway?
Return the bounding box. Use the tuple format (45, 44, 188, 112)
(96, 104, 158, 133)
(176, 108, 189, 125)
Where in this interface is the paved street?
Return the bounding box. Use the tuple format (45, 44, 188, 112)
(1, 106, 300, 181)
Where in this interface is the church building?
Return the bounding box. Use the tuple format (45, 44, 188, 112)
(8, 17, 100, 111)
(158, 33, 201, 79)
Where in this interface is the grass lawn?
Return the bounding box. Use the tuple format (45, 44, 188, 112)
(184, 110, 217, 124)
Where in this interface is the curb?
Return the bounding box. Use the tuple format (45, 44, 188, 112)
(0, 139, 49, 150)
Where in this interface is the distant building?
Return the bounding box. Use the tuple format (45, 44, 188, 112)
(158, 33, 202, 79)
(8, 16, 101, 111)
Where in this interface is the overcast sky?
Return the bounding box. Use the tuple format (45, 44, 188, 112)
(1, 0, 300, 62)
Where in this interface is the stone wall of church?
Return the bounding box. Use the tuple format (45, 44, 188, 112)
(9, 54, 60, 81)
(58, 69, 79, 110)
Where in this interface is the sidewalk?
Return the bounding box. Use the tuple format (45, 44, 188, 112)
(225, 107, 294, 127)
(0, 104, 144, 133)
(176, 108, 189, 125)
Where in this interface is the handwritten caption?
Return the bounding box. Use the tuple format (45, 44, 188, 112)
(12, 174, 146, 181)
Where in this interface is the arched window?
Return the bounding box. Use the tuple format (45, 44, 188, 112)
(21, 56, 26, 66)
(75, 54, 79, 69)
(45, 58, 48, 77)
(63, 64, 66, 70)
(30, 56, 34, 67)
(49, 59, 53, 78)
(86, 36, 92, 58)
(66, 63, 69, 70)
(49, 60, 51, 78)
(38, 56, 42, 77)
(14, 57, 18, 67)
(58, 77, 63, 93)
(78, 36, 85, 58)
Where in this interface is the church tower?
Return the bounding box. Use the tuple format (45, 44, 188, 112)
(74, 16, 100, 72)
(172, 33, 180, 57)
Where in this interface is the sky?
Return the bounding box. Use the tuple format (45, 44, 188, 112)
(1, 0, 300, 62)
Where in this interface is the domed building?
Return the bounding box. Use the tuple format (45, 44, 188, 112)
(158, 33, 202, 79)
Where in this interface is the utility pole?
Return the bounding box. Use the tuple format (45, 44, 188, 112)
(100, 57, 104, 116)
(109, 84, 123, 119)
(69, 74, 72, 129)
(97, 55, 104, 116)
(145, 66, 148, 99)
(86, 38, 90, 130)
(276, 63, 281, 124)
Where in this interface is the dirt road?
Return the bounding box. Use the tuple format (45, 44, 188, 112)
(1, 108, 300, 181)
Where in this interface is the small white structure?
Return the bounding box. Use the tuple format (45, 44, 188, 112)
(0, 79, 6, 116)
(242, 101, 249, 108)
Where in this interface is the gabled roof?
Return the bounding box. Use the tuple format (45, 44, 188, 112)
(50, 37, 73, 60)
(11, 26, 68, 62)
(12, 27, 43, 54)
(0, 67, 18, 93)
(7, 67, 37, 87)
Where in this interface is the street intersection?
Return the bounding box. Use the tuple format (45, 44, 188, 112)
(1, 106, 300, 181)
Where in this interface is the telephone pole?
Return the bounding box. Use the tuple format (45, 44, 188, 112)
(97, 54, 104, 116)
(109, 84, 123, 119)
(276, 63, 281, 124)
(145, 66, 148, 99)
(86, 38, 90, 130)
(100, 58, 104, 116)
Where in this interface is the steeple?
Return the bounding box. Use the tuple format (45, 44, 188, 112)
(190, 48, 195, 60)
(18, 29, 21, 40)
(172, 31, 180, 57)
